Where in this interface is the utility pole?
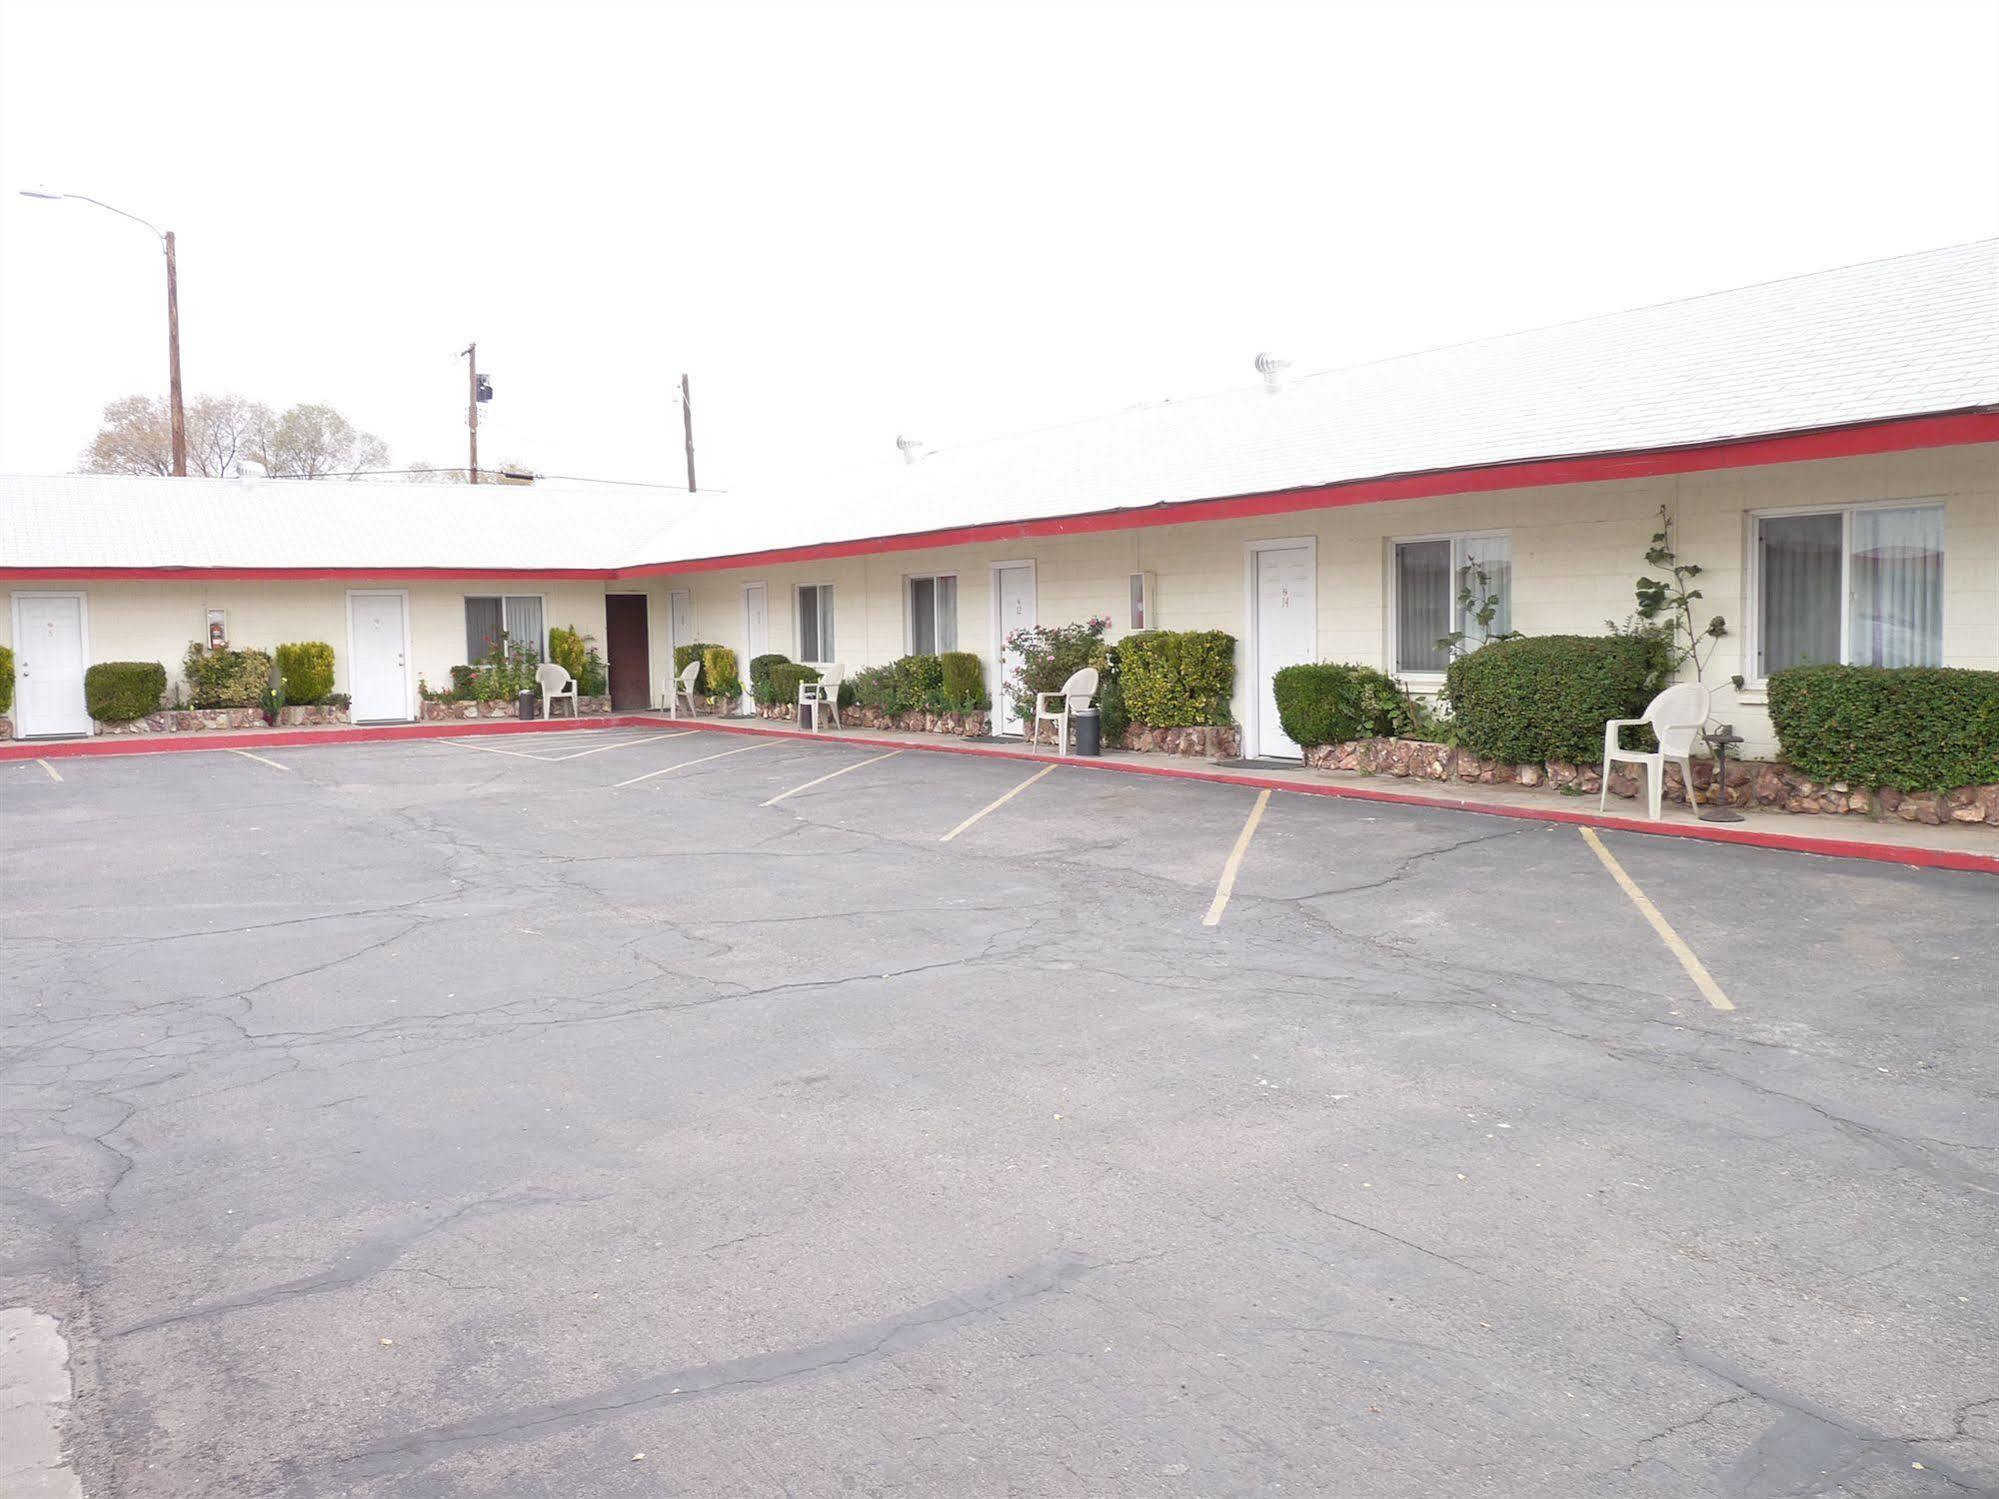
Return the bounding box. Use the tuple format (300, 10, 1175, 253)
(681, 372, 696, 493)
(164, 232, 185, 476)
(463, 342, 479, 483)
(20, 191, 186, 475)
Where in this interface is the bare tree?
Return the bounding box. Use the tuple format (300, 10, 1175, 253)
(248, 403, 391, 479)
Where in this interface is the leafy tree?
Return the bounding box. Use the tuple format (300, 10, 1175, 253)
(81, 393, 271, 477)
(249, 403, 389, 479)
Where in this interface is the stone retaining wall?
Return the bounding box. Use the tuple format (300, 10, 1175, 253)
(756, 702, 991, 736)
(95, 704, 354, 735)
(419, 695, 612, 721)
(1305, 736, 1999, 827)
(1113, 724, 1241, 759)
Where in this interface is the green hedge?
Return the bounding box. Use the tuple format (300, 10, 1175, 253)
(674, 640, 721, 694)
(1272, 663, 1407, 748)
(768, 662, 821, 708)
(1117, 630, 1235, 727)
(548, 626, 607, 695)
(183, 644, 275, 708)
(274, 641, 335, 705)
(750, 653, 792, 705)
(1769, 665, 1999, 792)
(1443, 634, 1668, 765)
(0, 644, 12, 717)
(940, 651, 986, 709)
(85, 661, 167, 722)
(703, 644, 743, 698)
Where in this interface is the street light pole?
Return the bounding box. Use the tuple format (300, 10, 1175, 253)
(20, 189, 186, 476)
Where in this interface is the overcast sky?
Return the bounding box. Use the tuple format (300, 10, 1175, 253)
(2, 0, 1994, 510)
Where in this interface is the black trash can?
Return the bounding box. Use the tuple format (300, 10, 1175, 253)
(1071, 706, 1102, 757)
(517, 689, 538, 720)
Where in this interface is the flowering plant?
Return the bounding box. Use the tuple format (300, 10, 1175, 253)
(1004, 615, 1111, 725)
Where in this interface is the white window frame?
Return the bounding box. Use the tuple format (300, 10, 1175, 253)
(1386, 529, 1512, 683)
(904, 572, 959, 655)
(463, 592, 549, 662)
(795, 582, 836, 663)
(1743, 497, 1947, 686)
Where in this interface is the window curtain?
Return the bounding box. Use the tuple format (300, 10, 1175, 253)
(909, 578, 936, 654)
(800, 586, 833, 660)
(1850, 506, 1943, 668)
(1456, 536, 1512, 644)
(465, 596, 503, 664)
(503, 596, 545, 659)
(1759, 514, 1843, 674)
(1395, 540, 1452, 672)
(935, 576, 958, 651)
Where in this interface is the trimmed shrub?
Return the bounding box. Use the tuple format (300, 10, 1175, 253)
(1769, 665, 1999, 792)
(546, 626, 606, 695)
(768, 662, 821, 708)
(85, 661, 167, 722)
(750, 653, 792, 706)
(183, 644, 275, 708)
(939, 651, 988, 711)
(1117, 630, 1236, 727)
(0, 643, 12, 717)
(1272, 663, 1407, 748)
(703, 644, 743, 698)
(274, 641, 336, 705)
(1443, 634, 1668, 765)
(674, 640, 721, 693)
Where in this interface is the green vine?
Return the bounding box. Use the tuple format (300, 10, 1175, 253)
(1610, 506, 1727, 686)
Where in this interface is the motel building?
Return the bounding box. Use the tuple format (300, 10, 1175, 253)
(2, 240, 1995, 783)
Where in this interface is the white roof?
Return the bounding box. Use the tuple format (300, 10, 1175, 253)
(4, 240, 1994, 573)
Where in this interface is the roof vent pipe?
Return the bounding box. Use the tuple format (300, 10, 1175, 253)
(1254, 352, 1292, 394)
(896, 434, 925, 464)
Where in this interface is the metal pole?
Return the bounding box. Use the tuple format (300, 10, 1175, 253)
(465, 342, 479, 484)
(681, 372, 696, 493)
(164, 231, 186, 476)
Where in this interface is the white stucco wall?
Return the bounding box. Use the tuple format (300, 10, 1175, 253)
(7, 444, 1994, 755)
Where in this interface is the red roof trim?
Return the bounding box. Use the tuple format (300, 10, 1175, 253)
(615, 410, 1999, 577)
(3, 410, 1992, 583)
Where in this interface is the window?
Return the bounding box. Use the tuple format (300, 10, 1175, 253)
(1392, 534, 1511, 674)
(906, 574, 958, 653)
(464, 595, 546, 663)
(1754, 503, 1943, 676)
(796, 584, 835, 661)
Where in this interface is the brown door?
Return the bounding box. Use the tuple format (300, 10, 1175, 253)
(605, 594, 651, 709)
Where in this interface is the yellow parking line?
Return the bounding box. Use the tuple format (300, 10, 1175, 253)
(231, 749, 291, 772)
(37, 758, 62, 783)
(433, 737, 545, 760)
(940, 763, 1057, 843)
(613, 738, 776, 788)
(546, 732, 695, 761)
(762, 749, 904, 807)
(1203, 789, 1271, 927)
(1579, 828, 1735, 1012)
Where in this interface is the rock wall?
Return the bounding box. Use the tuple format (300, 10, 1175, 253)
(95, 704, 354, 734)
(1303, 737, 1999, 827)
(419, 696, 612, 722)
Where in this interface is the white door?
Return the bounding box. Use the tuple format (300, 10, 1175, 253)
(1251, 544, 1315, 758)
(992, 563, 1036, 735)
(13, 593, 91, 737)
(668, 589, 693, 664)
(741, 584, 768, 712)
(347, 593, 410, 722)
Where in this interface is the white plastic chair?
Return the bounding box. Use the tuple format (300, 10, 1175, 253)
(799, 663, 845, 731)
(535, 662, 579, 719)
(1033, 666, 1099, 756)
(1601, 682, 1713, 821)
(667, 660, 703, 718)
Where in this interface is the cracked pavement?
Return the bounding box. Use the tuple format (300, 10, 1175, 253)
(2, 731, 1995, 1496)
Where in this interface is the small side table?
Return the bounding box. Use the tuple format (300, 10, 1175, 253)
(1701, 725, 1746, 823)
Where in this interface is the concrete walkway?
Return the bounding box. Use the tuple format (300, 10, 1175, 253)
(5, 708, 1993, 873)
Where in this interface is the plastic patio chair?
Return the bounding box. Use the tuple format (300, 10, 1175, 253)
(535, 662, 579, 720)
(1033, 666, 1099, 756)
(799, 663, 845, 731)
(1600, 682, 1713, 821)
(667, 659, 703, 718)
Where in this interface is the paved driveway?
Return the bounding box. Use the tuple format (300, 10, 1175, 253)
(3, 730, 1994, 1497)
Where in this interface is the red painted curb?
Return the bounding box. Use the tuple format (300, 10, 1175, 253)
(657, 718, 1999, 877)
(0, 714, 667, 760)
(8, 711, 1993, 876)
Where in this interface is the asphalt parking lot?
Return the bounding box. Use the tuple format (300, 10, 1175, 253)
(3, 727, 1995, 1498)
